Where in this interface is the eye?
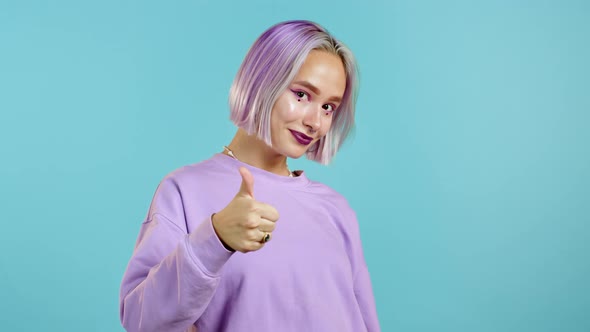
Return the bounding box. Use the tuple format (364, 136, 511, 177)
(292, 90, 309, 101)
(322, 104, 336, 115)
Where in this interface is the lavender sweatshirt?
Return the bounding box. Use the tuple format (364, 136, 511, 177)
(119, 153, 380, 332)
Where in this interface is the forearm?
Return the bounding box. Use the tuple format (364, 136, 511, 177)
(120, 215, 233, 332)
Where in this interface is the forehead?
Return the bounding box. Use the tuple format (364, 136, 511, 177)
(292, 50, 346, 98)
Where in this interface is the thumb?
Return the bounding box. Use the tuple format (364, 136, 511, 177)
(238, 166, 255, 198)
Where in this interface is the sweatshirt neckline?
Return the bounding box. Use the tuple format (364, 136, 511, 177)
(211, 153, 310, 188)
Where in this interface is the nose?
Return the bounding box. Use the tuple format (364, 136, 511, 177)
(303, 108, 321, 133)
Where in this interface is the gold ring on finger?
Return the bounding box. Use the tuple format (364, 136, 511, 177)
(261, 232, 271, 243)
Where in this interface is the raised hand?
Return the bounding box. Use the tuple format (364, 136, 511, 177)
(211, 167, 280, 253)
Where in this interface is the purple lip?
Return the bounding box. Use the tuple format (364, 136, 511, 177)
(289, 130, 313, 145)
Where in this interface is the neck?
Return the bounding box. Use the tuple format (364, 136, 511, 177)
(224, 128, 290, 177)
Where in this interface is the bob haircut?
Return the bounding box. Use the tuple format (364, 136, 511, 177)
(229, 20, 359, 165)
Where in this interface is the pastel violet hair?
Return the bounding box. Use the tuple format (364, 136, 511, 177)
(229, 20, 359, 165)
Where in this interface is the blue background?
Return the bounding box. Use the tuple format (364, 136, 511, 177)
(1, 0, 589, 331)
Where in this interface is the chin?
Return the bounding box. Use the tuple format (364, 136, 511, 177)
(274, 136, 319, 159)
(282, 149, 307, 159)
(275, 143, 311, 159)
(291, 152, 307, 159)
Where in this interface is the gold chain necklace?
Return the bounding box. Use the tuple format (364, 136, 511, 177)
(222, 146, 293, 178)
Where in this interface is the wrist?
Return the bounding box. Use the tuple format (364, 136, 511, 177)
(211, 213, 235, 252)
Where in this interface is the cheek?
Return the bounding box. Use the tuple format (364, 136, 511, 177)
(319, 116, 334, 135)
(273, 94, 306, 123)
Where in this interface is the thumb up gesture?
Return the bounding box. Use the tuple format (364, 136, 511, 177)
(212, 167, 280, 253)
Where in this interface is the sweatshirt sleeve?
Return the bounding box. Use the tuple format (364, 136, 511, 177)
(343, 204, 381, 332)
(119, 177, 234, 332)
(353, 261, 381, 332)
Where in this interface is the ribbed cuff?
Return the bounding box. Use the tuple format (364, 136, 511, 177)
(186, 215, 234, 276)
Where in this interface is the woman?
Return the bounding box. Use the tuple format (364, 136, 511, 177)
(119, 20, 380, 332)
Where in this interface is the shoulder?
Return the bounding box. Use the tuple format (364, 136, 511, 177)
(154, 155, 237, 194)
(305, 179, 357, 219)
(162, 157, 225, 185)
(147, 156, 227, 221)
(303, 180, 363, 249)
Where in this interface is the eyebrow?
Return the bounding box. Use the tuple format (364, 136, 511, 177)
(293, 80, 342, 103)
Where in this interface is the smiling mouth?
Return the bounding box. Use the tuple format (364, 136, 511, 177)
(289, 130, 313, 145)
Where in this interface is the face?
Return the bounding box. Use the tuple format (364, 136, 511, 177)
(270, 50, 347, 158)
